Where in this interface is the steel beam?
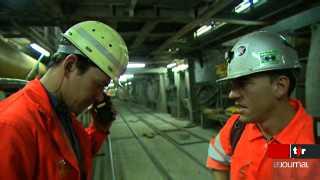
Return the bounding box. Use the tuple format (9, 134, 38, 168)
(126, 67, 167, 74)
(262, 6, 320, 33)
(151, 0, 235, 55)
(196, 0, 304, 51)
(130, 21, 159, 49)
(11, 21, 53, 52)
(212, 17, 269, 26)
(32, 0, 63, 19)
(129, 0, 138, 17)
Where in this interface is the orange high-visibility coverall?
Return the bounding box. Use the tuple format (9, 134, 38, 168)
(0, 79, 107, 180)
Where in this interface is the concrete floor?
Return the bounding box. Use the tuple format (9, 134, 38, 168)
(92, 100, 218, 180)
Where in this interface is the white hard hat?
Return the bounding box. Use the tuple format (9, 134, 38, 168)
(218, 31, 301, 82)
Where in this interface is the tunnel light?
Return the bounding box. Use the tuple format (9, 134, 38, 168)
(194, 21, 226, 38)
(119, 74, 134, 82)
(194, 25, 212, 38)
(30, 43, 50, 57)
(234, 0, 267, 14)
(127, 63, 146, 68)
(107, 81, 115, 88)
(172, 64, 188, 72)
(166, 63, 176, 68)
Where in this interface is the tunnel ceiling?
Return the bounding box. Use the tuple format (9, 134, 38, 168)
(0, 0, 318, 65)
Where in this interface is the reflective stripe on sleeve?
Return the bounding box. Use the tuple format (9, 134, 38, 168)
(208, 133, 231, 165)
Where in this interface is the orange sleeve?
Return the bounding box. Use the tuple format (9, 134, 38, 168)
(206, 156, 229, 170)
(206, 137, 230, 170)
(85, 122, 107, 155)
(206, 115, 240, 170)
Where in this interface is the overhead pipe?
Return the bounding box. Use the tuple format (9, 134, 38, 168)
(0, 38, 46, 79)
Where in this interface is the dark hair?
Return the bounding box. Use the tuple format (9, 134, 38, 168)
(47, 37, 97, 75)
(267, 69, 298, 96)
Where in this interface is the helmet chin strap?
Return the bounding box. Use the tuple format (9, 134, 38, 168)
(46, 64, 69, 113)
(52, 84, 69, 111)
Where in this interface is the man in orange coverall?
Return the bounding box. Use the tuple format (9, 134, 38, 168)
(0, 21, 128, 180)
(207, 31, 320, 180)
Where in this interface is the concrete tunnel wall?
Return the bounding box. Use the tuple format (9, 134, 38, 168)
(306, 24, 320, 117)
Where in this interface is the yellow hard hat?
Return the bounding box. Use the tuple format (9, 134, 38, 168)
(61, 21, 129, 80)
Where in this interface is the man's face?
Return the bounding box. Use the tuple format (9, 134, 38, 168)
(64, 65, 110, 114)
(228, 73, 277, 123)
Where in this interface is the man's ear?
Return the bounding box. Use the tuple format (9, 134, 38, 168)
(63, 54, 78, 76)
(272, 75, 290, 98)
